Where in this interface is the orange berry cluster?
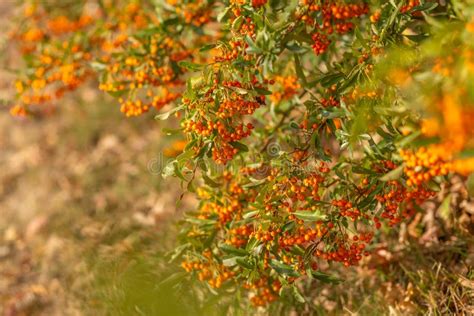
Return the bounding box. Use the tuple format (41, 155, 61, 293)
(239, 17, 257, 36)
(350, 160, 436, 226)
(183, 76, 267, 164)
(415, 91, 474, 176)
(115, 87, 181, 117)
(311, 32, 331, 55)
(99, 33, 190, 116)
(183, 118, 254, 164)
(173, 0, 213, 26)
(314, 235, 372, 267)
(181, 260, 236, 288)
(317, 84, 343, 108)
(277, 225, 319, 248)
(321, 94, 340, 107)
(217, 99, 261, 118)
(218, 122, 254, 142)
(270, 76, 301, 104)
(244, 278, 280, 306)
(331, 200, 365, 222)
(370, 10, 381, 23)
(400, 147, 450, 187)
(302, 1, 369, 55)
(10, 5, 97, 115)
(10, 1, 187, 117)
(214, 40, 248, 62)
(350, 86, 378, 100)
(226, 225, 253, 247)
(45, 15, 94, 35)
(183, 148, 447, 306)
(401, 0, 420, 13)
(211, 142, 239, 164)
(213, 11, 258, 62)
(252, 0, 268, 8)
(199, 198, 243, 224)
(269, 172, 325, 202)
(196, 176, 248, 224)
(374, 180, 435, 226)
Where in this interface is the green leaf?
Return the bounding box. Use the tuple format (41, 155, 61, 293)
(290, 245, 305, 256)
(294, 211, 326, 222)
(202, 174, 220, 188)
(352, 166, 377, 175)
(398, 131, 421, 148)
(169, 242, 190, 261)
(232, 87, 249, 95)
(199, 44, 216, 52)
(292, 286, 305, 303)
(219, 244, 248, 256)
(173, 163, 186, 181)
(236, 258, 254, 269)
(319, 72, 344, 88)
(243, 210, 259, 219)
(255, 183, 270, 204)
(294, 54, 308, 87)
(269, 260, 300, 277)
(106, 89, 129, 98)
(157, 272, 187, 289)
(232, 16, 244, 31)
(380, 165, 404, 181)
(309, 270, 342, 283)
(217, 7, 231, 22)
(376, 127, 394, 140)
(155, 105, 184, 121)
(230, 141, 249, 152)
(244, 35, 261, 54)
(427, 180, 441, 192)
(176, 149, 195, 166)
(281, 221, 295, 232)
(185, 217, 216, 226)
(254, 87, 272, 95)
(178, 61, 202, 71)
(243, 178, 266, 189)
(358, 182, 384, 209)
(161, 128, 182, 135)
(438, 194, 451, 221)
(467, 173, 474, 198)
(414, 2, 438, 11)
(162, 160, 177, 178)
(90, 61, 107, 71)
(222, 256, 242, 267)
(289, 121, 299, 129)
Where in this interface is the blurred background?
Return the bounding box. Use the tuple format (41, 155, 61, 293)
(0, 3, 200, 314)
(0, 66, 202, 315)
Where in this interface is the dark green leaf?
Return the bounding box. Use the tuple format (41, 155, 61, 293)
(269, 260, 300, 277)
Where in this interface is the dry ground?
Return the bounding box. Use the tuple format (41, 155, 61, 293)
(0, 87, 193, 315)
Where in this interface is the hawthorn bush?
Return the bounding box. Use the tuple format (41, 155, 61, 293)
(6, 0, 474, 312)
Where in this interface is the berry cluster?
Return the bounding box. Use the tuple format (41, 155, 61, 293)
(245, 278, 280, 306)
(401, 0, 420, 13)
(400, 148, 450, 187)
(10, 4, 97, 116)
(181, 258, 236, 289)
(301, 1, 369, 55)
(182, 74, 269, 164)
(174, 0, 213, 26)
(251, 0, 268, 8)
(270, 76, 301, 104)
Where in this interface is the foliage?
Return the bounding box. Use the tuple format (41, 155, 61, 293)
(6, 0, 474, 312)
